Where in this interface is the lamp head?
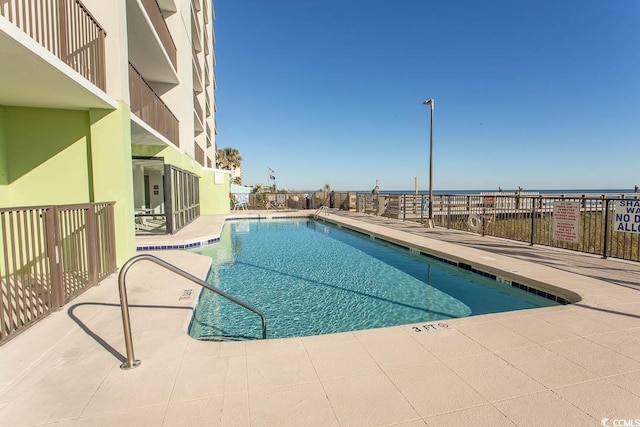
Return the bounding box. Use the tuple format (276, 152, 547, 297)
(423, 99, 434, 105)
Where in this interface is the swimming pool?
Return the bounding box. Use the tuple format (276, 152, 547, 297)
(189, 218, 560, 340)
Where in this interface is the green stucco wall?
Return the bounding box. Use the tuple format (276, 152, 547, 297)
(89, 103, 136, 265)
(1, 106, 92, 206)
(0, 107, 8, 206)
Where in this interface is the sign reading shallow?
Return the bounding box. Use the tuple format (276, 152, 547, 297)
(614, 200, 640, 233)
(553, 200, 581, 243)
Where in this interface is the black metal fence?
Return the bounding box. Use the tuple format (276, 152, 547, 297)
(360, 192, 639, 262)
(240, 191, 639, 262)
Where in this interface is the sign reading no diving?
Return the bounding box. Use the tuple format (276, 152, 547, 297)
(614, 200, 640, 233)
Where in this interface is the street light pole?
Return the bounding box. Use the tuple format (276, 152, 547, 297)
(423, 99, 434, 225)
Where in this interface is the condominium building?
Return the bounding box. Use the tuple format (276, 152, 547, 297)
(0, 0, 227, 267)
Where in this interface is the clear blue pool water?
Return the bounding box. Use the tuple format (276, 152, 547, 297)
(189, 218, 558, 340)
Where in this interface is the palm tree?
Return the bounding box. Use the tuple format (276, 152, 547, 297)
(216, 147, 243, 185)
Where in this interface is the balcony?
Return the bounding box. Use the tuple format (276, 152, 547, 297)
(194, 142, 205, 167)
(191, 5, 202, 53)
(126, 0, 178, 84)
(192, 48, 203, 93)
(140, 0, 176, 69)
(129, 63, 179, 147)
(0, 0, 107, 91)
(204, 26, 210, 55)
(206, 123, 211, 148)
(204, 60, 210, 87)
(193, 94, 203, 123)
(205, 95, 211, 117)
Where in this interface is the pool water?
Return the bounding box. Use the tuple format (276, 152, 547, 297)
(189, 219, 558, 340)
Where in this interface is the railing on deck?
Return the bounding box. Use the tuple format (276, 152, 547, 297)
(0, 0, 107, 90)
(140, 0, 177, 69)
(237, 191, 639, 262)
(359, 192, 639, 263)
(0, 202, 117, 343)
(129, 62, 179, 147)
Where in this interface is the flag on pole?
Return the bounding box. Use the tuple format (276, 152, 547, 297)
(269, 175, 276, 180)
(268, 167, 275, 173)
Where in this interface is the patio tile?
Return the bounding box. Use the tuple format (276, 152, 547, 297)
(301, 331, 358, 348)
(387, 362, 487, 417)
(323, 372, 420, 427)
(170, 356, 247, 402)
(554, 378, 640, 421)
(409, 327, 490, 360)
(424, 404, 515, 427)
(245, 337, 305, 356)
(359, 333, 439, 370)
(493, 314, 578, 344)
(75, 404, 166, 427)
(497, 345, 597, 388)
(389, 419, 427, 426)
(81, 361, 179, 417)
(248, 382, 338, 427)
(456, 320, 536, 352)
(535, 309, 613, 336)
(0, 372, 105, 426)
(493, 390, 595, 427)
(164, 393, 250, 426)
(545, 337, 640, 376)
(305, 340, 381, 381)
(605, 370, 640, 399)
(246, 348, 319, 391)
(445, 353, 546, 402)
(585, 330, 640, 362)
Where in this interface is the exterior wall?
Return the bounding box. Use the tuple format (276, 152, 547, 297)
(1, 107, 92, 206)
(200, 170, 231, 215)
(89, 103, 136, 264)
(0, 107, 8, 206)
(81, 0, 130, 103)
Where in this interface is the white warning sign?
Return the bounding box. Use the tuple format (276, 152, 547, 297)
(553, 200, 580, 243)
(614, 200, 640, 233)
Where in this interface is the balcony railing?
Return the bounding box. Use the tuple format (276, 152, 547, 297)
(140, 0, 177, 70)
(194, 143, 205, 167)
(129, 63, 179, 147)
(193, 94, 203, 123)
(204, 60, 210, 87)
(0, 0, 107, 91)
(191, 5, 201, 52)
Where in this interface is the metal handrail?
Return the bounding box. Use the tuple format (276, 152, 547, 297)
(118, 254, 267, 370)
(314, 205, 329, 219)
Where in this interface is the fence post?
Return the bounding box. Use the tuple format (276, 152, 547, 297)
(107, 203, 117, 270)
(529, 197, 537, 246)
(86, 206, 98, 286)
(402, 195, 406, 221)
(602, 198, 610, 259)
(446, 195, 451, 229)
(45, 207, 64, 308)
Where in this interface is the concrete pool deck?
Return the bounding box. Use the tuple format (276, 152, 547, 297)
(1, 210, 640, 426)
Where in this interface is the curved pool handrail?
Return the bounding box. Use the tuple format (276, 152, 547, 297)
(118, 254, 267, 369)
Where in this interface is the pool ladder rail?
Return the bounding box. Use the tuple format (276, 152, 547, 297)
(118, 254, 267, 370)
(314, 205, 330, 219)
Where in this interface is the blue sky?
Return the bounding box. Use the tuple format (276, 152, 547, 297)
(214, 0, 640, 192)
